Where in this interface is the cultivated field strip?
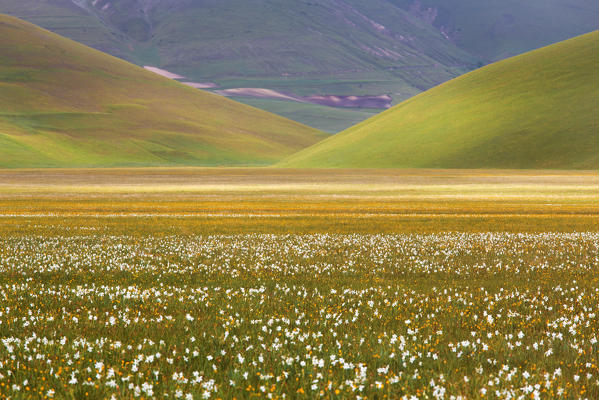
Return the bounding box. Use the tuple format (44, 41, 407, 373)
(2, 170, 599, 221)
(2, 213, 599, 219)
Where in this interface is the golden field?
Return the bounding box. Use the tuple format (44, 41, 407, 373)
(1, 168, 599, 234)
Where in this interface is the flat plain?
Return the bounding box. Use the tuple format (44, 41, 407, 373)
(2, 168, 599, 233)
(1, 168, 599, 399)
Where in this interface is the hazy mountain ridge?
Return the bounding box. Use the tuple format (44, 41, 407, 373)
(5, 0, 599, 79)
(0, 0, 477, 83)
(390, 0, 599, 61)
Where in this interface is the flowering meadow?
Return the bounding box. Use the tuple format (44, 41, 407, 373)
(1, 231, 598, 399)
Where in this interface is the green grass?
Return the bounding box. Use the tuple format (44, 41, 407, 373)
(214, 73, 425, 103)
(0, 15, 326, 168)
(280, 30, 599, 169)
(2, 231, 599, 399)
(212, 75, 418, 131)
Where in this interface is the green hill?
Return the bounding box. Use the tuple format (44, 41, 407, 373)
(0, 14, 326, 168)
(2, 1, 598, 133)
(279, 31, 599, 169)
(0, 0, 479, 132)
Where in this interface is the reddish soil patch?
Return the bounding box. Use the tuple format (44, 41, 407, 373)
(217, 88, 392, 109)
(144, 66, 218, 89)
(305, 94, 392, 109)
(181, 82, 219, 89)
(143, 66, 185, 79)
(216, 88, 302, 102)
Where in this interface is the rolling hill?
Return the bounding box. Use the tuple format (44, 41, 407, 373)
(279, 31, 599, 169)
(0, 0, 478, 132)
(2, 1, 598, 133)
(0, 14, 326, 168)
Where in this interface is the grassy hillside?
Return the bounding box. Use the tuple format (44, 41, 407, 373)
(0, 14, 326, 168)
(280, 31, 599, 169)
(0, 0, 478, 132)
(2, 1, 597, 134)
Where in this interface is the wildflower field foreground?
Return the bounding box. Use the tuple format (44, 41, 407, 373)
(1, 169, 599, 399)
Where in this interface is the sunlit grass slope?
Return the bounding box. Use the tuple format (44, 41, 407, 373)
(280, 31, 599, 169)
(0, 15, 325, 168)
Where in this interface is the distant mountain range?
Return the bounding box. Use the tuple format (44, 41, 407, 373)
(0, 14, 324, 168)
(2, 0, 597, 131)
(280, 31, 599, 169)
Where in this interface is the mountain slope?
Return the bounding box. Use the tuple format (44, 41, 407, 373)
(0, 0, 478, 96)
(391, 0, 599, 62)
(279, 31, 599, 169)
(2, 1, 598, 134)
(0, 14, 326, 168)
(3, 0, 598, 89)
(140, 0, 474, 86)
(0, 0, 131, 60)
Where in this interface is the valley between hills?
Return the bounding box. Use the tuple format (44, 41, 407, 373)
(3, 0, 599, 132)
(0, 4, 599, 399)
